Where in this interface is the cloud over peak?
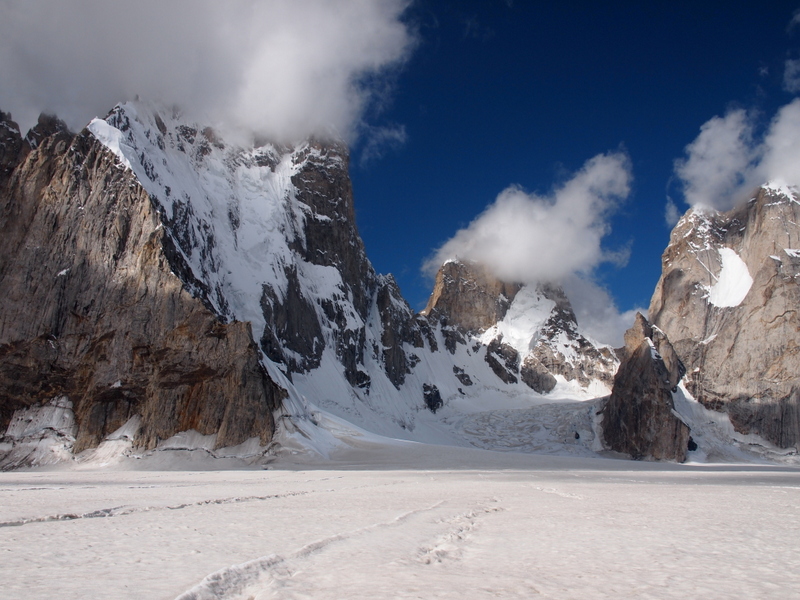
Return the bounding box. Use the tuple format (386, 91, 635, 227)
(674, 99, 800, 211)
(423, 151, 632, 285)
(0, 0, 415, 144)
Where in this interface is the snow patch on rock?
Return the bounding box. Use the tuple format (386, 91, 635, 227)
(707, 247, 752, 307)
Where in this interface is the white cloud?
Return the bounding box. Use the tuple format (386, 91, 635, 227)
(664, 198, 681, 227)
(423, 152, 632, 284)
(422, 152, 633, 347)
(0, 0, 414, 143)
(759, 99, 800, 186)
(561, 275, 644, 348)
(674, 99, 800, 210)
(673, 109, 754, 210)
(358, 124, 408, 166)
(783, 58, 800, 93)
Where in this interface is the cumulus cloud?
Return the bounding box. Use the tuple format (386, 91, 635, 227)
(0, 0, 414, 143)
(674, 99, 800, 211)
(673, 109, 755, 210)
(759, 99, 800, 185)
(423, 152, 632, 284)
(422, 152, 633, 346)
(664, 197, 681, 227)
(561, 276, 644, 348)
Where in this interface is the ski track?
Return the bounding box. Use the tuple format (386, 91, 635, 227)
(174, 500, 455, 600)
(2, 461, 800, 600)
(0, 478, 408, 529)
(0, 492, 312, 529)
(175, 498, 511, 600)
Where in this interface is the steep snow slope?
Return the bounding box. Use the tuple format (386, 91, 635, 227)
(85, 102, 617, 448)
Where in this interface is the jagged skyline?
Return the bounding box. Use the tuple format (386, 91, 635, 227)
(350, 1, 800, 330)
(3, 1, 800, 344)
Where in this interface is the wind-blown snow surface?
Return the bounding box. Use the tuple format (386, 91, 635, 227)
(2, 447, 800, 600)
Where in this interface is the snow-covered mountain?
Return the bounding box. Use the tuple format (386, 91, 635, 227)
(5, 100, 799, 468)
(0, 102, 619, 467)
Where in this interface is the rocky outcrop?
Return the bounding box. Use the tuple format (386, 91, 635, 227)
(422, 261, 618, 392)
(0, 115, 284, 457)
(485, 338, 520, 384)
(650, 187, 800, 448)
(0, 112, 25, 180)
(260, 266, 325, 376)
(602, 313, 690, 461)
(422, 260, 521, 333)
(520, 356, 557, 393)
(529, 284, 619, 388)
(422, 383, 443, 413)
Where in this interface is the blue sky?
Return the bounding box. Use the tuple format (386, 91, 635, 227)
(3, 0, 800, 344)
(350, 1, 800, 317)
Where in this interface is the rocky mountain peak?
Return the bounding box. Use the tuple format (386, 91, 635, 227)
(421, 259, 521, 333)
(650, 185, 800, 448)
(621, 313, 684, 389)
(0, 111, 24, 181)
(24, 113, 71, 151)
(420, 259, 619, 393)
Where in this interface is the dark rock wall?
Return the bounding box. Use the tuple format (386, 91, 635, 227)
(0, 122, 284, 453)
(602, 314, 690, 461)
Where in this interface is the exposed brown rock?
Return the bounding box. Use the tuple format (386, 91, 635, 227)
(0, 122, 284, 455)
(422, 261, 618, 391)
(520, 356, 557, 393)
(422, 260, 521, 333)
(621, 313, 685, 389)
(0, 112, 25, 181)
(485, 338, 520, 384)
(601, 313, 690, 461)
(650, 188, 800, 447)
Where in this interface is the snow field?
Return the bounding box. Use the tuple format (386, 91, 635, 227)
(2, 447, 800, 600)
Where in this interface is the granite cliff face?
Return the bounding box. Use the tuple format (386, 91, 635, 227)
(601, 313, 690, 461)
(650, 186, 800, 448)
(0, 101, 438, 464)
(0, 111, 284, 462)
(422, 260, 521, 333)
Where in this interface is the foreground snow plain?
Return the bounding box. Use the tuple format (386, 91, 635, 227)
(3, 430, 800, 600)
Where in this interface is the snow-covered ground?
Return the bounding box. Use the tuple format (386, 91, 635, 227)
(2, 436, 800, 600)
